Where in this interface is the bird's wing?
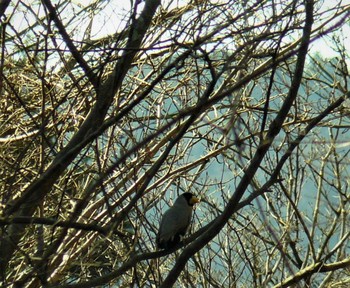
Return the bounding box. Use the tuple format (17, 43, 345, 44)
(157, 205, 192, 243)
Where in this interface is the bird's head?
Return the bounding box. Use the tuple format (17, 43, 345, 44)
(180, 192, 200, 207)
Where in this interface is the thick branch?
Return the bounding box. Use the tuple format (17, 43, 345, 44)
(273, 257, 350, 288)
(0, 0, 10, 18)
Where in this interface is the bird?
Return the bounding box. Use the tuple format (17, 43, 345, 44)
(156, 192, 199, 249)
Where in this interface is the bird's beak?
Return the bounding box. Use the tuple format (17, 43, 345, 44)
(190, 196, 200, 205)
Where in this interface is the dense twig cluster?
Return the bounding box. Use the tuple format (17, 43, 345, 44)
(1, 0, 350, 287)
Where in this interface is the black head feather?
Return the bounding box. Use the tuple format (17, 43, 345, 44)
(181, 192, 196, 206)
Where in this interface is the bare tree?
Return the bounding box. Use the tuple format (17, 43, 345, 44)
(1, 0, 350, 287)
